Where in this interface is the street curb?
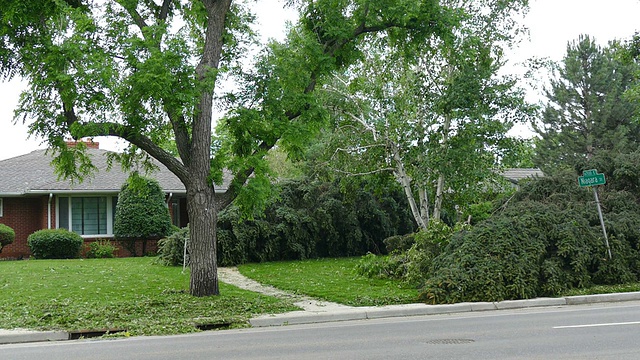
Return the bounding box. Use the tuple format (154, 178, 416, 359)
(566, 291, 640, 305)
(0, 330, 68, 345)
(249, 292, 640, 328)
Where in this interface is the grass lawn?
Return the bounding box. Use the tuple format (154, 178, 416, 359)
(0, 257, 298, 336)
(563, 283, 640, 296)
(239, 257, 420, 306)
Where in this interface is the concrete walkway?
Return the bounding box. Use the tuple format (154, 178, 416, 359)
(3, 268, 640, 344)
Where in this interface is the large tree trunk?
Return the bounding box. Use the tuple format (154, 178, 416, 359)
(184, 0, 231, 297)
(186, 181, 219, 296)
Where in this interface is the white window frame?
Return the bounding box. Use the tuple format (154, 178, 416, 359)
(56, 195, 115, 237)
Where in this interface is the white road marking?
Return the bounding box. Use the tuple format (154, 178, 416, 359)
(554, 321, 640, 329)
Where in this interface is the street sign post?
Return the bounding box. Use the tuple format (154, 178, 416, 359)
(578, 169, 611, 259)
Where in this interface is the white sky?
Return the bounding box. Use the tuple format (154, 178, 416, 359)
(0, 0, 639, 160)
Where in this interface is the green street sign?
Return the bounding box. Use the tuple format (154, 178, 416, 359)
(578, 169, 606, 187)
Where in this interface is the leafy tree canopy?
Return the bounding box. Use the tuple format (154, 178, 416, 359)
(0, 0, 519, 296)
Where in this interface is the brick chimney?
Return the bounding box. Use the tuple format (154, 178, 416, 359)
(65, 140, 100, 149)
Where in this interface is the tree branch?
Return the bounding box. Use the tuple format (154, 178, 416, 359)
(115, 0, 150, 36)
(167, 111, 191, 166)
(330, 167, 395, 177)
(159, 0, 172, 21)
(330, 144, 387, 160)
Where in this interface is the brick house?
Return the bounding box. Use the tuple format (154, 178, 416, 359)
(0, 142, 223, 258)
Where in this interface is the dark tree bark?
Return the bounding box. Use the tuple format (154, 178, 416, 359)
(182, 0, 232, 297)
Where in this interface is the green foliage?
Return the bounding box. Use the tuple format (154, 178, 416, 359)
(314, 0, 533, 228)
(419, 171, 640, 304)
(27, 229, 83, 259)
(499, 138, 536, 168)
(0, 0, 514, 295)
(0, 224, 15, 251)
(215, 177, 415, 266)
(357, 221, 466, 286)
(383, 234, 416, 253)
(354, 253, 407, 281)
(465, 201, 494, 225)
(114, 173, 172, 256)
(534, 35, 640, 174)
(85, 240, 118, 259)
(157, 227, 189, 267)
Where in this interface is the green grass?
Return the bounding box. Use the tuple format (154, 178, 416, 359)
(4, 256, 636, 337)
(0, 258, 297, 336)
(238, 257, 420, 306)
(563, 283, 640, 296)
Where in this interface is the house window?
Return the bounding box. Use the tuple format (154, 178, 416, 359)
(58, 196, 117, 236)
(0, 198, 3, 217)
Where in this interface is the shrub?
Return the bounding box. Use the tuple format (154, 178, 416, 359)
(85, 240, 118, 258)
(419, 196, 640, 304)
(157, 226, 189, 266)
(114, 173, 172, 256)
(213, 177, 415, 266)
(354, 253, 407, 280)
(383, 234, 415, 253)
(358, 221, 468, 287)
(27, 229, 83, 259)
(0, 224, 15, 252)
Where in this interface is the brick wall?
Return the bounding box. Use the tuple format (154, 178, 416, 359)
(81, 238, 159, 258)
(0, 197, 45, 258)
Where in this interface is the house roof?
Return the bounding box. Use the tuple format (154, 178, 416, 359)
(0, 148, 228, 196)
(502, 168, 544, 184)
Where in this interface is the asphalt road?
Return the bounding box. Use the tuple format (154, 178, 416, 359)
(2, 301, 640, 359)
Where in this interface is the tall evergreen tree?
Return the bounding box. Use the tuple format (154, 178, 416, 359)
(534, 35, 640, 173)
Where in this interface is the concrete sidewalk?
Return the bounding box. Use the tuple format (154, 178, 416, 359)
(3, 292, 640, 345)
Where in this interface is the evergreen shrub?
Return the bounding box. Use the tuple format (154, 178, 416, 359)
(27, 229, 83, 259)
(157, 227, 189, 266)
(0, 224, 15, 252)
(85, 240, 118, 258)
(419, 172, 640, 304)
(215, 178, 415, 266)
(114, 173, 172, 256)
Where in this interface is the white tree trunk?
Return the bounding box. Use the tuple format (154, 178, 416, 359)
(391, 143, 429, 231)
(433, 113, 451, 222)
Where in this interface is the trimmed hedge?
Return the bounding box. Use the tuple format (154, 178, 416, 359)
(27, 229, 83, 259)
(0, 224, 15, 252)
(114, 173, 172, 256)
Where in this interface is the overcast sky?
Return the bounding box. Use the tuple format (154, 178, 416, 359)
(1, 0, 639, 160)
